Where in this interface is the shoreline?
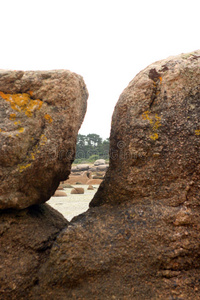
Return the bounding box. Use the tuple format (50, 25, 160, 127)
(47, 184, 99, 221)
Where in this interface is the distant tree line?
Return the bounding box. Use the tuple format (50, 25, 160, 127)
(74, 133, 109, 163)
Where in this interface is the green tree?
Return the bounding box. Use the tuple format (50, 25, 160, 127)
(74, 133, 109, 163)
(86, 134, 102, 146)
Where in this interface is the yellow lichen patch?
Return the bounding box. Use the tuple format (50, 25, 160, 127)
(142, 111, 161, 140)
(150, 133, 159, 140)
(19, 163, 32, 173)
(31, 152, 36, 160)
(17, 133, 47, 172)
(44, 114, 53, 123)
(152, 114, 161, 131)
(195, 129, 200, 135)
(29, 145, 40, 160)
(18, 127, 25, 133)
(9, 113, 16, 121)
(0, 91, 43, 117)
(142, 111, 151, 122)
(14, 121, 21, 125)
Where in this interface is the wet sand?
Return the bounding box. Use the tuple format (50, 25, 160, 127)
(47, 185, 98, 221)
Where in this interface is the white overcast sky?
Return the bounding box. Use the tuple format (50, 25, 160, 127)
(0, 0, 199, 139)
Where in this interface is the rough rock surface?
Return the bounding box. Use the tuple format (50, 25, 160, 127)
(0, 204, 68, 300)
(31, 51, 200, 299)
(0, 70, 88, 209)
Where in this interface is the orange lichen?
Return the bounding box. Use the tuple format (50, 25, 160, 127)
(44, 114, 53, 123)
(9, 113, 16, 121)
(0, 91, 43, 117)
(159, 76, 162, 83)
(28, 91, 33, 97)
(195, 129, 200, 135)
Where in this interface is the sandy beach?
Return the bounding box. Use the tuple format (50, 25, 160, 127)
(47, 185, 99, 221)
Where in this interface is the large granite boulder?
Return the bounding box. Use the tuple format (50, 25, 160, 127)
(0, 204, 68, 300)
(91, 50, 200, 207)
(0, 70, 88, 209)
(32, 51, 200, 299)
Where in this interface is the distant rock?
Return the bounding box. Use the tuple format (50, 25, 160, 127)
(71, 187, 84, 194)
(56, 186, 64, 190)
(53, 191, 67, 197)
(76, 164, 89, 171)
(66, 173, 89, 185)
(87, 185, 94, 190)
(94, 159, 106, 166)
(0, 69, 88, 209)
(96, 164, 109, 172)
(93, 175, 104, 179)
(60, 183, 73, 189)
(86, 179, 103, 185)
(88, 166, 97, 172)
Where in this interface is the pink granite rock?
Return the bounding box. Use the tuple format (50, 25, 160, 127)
(0, 70, 88, 209)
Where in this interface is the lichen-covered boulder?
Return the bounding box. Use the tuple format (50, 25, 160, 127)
(0, 70, 88, 209)
(91, 50, 200, 207)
